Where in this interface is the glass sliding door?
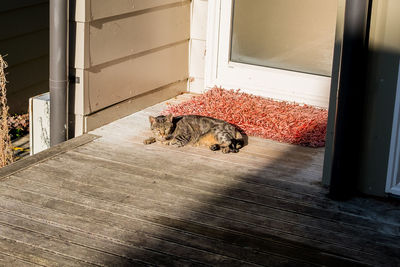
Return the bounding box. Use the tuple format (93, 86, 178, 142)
(206, 0, 338, 108)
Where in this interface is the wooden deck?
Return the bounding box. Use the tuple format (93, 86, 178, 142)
(0, 94, 399, 266)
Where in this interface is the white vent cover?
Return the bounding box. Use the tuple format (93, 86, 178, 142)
(29, 92, 50, 155)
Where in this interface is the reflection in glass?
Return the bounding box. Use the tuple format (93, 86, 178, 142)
(230, 0, 337, 76)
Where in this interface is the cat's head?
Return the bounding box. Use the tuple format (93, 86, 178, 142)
(149, 114, 174, 141)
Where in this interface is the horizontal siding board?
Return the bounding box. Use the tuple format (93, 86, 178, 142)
(73, 3, 190, 68)
(85, 42, 188, 114)
(84, 81, 186, 132)
(69, 0, 190, 132)
(7, 81, 48, 114)
(71, 0, 189, 22)
(0, 3, 49, 41)
(0, 0, 48, 13)
(7, 56, 48, 96)
(0, 29, 49, 67)
(0, 1, 49, 114)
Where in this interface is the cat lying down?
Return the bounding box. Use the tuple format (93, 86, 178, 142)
(144, 114, 244, 153)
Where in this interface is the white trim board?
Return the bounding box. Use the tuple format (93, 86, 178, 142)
(188, 0, 208, 93)
(205, 0, 332, 108)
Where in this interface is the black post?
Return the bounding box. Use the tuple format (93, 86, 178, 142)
(49, 0, 68, 146)
(329, 0, 372, 200)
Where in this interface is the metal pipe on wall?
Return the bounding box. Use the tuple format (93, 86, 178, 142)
(49, 0, 68, 146)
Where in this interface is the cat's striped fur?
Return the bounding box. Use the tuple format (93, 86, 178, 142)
(144, 114, 244, 153)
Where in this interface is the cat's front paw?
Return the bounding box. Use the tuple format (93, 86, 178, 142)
(169, 139, 184, 147)
(221, 147, 231, 153)
(144, 137, 156, 145)
(160, 140, 171, 145)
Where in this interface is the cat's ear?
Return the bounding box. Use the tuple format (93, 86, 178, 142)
(149, 116, 156, 124)
(166, 113, 173, 122)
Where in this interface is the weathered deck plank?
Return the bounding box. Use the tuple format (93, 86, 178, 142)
(5, 163, 399, 261)
(0, 183, 362, 267)
(0, 236, 97, 266)
(0, 183, 319, 266)
(22, 153, 400, 249)
(0, 251, 42, 267)
(0, 134, 98, 179)
(0, 208, 243, 267)
(0, 154, 396, 266)
(71, 141, 397, 235)
(0, 94, 399, 266)
(0, 197, 306, 267)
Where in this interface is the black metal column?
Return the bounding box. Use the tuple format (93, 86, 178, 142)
(329, 0, 372, 200)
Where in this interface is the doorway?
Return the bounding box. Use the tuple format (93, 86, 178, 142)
(205, 0, 338, 108)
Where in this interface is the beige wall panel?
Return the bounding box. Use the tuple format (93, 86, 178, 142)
(70, 0, 190, 130)
(85, 42, 188, 114)
(71, 0, 188, 22)
(88, 0, 188, 22)
(81, 4, 189, 68)
(84, 81, 186, 133)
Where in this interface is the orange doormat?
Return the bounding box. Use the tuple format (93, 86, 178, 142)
(163, 87, 328, 147)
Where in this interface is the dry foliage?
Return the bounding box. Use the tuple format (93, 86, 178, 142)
(8, 113, 29, 139)
(0, 55, 14, 167)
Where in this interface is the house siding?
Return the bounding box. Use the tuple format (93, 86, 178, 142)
(0, 0, 49, 114)
(358, 0, 400, 196)
(69, 0, 190, 135)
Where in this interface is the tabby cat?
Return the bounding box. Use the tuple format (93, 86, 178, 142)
(144, 114, 244, 153)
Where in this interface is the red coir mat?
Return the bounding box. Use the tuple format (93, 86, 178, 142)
(163, 87, 328, 147)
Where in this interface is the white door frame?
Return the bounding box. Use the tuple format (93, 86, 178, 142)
(386, 61, 400, 196)
(205, 0, 332, 108)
